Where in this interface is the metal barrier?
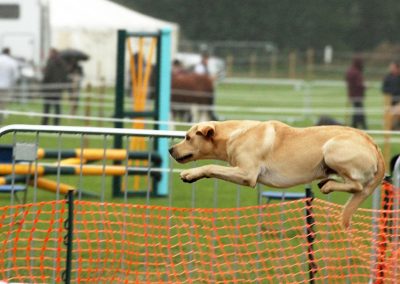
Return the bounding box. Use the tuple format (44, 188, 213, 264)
(0, 124, 184, 204)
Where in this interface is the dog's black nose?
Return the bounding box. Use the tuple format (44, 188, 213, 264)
(168, 147, 174, 154)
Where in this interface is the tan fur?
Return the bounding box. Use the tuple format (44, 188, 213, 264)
(169, 120, 385, 228)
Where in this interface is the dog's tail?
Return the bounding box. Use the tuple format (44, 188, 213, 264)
(341, 149, 385, 229)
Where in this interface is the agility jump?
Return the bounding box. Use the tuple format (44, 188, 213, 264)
(0, 147, 161, 194)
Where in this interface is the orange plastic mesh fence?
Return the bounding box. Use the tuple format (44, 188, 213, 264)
(1, 198, 400, 283)
(0, 200, 68, 283)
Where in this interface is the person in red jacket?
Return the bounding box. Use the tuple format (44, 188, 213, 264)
(345, 56, 367, 129)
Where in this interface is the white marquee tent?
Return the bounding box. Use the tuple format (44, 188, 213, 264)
(49, 0, 179, 84)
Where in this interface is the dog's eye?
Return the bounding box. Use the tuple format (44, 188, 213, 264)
(185, 135, 191, 141)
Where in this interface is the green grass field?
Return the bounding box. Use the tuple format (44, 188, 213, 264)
(0, 81, 398, 282)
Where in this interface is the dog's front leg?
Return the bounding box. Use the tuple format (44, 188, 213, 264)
(180, 165, 259, 187)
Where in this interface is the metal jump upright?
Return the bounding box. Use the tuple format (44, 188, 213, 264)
(113, 29, 171, 197)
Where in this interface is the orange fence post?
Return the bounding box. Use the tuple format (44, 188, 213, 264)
(62, 190, 74, 284)
(305, 185, 317, 283)
(375, 178, 394, 283)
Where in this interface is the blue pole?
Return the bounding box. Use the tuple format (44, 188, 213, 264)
(156, 28, 171, 196)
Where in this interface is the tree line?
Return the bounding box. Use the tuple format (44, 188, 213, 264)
(114, 0, 400, 52)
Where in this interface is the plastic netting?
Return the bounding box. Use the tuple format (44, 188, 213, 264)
(0, 200, 68, 283)
(1, 197, 399, 283)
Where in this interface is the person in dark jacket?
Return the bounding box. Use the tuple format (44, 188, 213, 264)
(345, 56, 367, 129)
(382, 62, 400, 129)
(382, 61, 400, 105)
(41, 48, 69, 125)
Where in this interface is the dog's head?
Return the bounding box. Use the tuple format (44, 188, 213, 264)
(169, 122, 216, 163)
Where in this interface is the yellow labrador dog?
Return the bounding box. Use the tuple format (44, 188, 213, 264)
(169, 120, 385, 228)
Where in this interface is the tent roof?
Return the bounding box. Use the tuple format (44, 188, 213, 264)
(49, 0, 178, 32)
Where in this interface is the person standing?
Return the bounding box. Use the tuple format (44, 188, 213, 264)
(382, 61, 400, 129)
(382, 62, 400, 105)
(194, 52, 210, 76)
(345, 57, 367, 129)
(41, 48, 69, 125)
(0, 47, 19, 123)
(193, 51, 219, 121)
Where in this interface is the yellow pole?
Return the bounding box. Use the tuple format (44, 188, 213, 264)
(128, 37, 157, 191)
(37, 148, 154, 162)
(0, 164, 45, 175)
(59, 157, 87, 165)
(136, 37, 145, 188)
(0, 164, 149, 176)
(73, 148, 129, 161)
(141, 37, 157, 108)
(31, 178, 74, 194)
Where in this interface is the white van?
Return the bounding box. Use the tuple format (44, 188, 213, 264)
(0, 0, 50, 79)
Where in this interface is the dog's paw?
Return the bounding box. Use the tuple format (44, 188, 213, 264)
(320, 188, 332, 194)
(180, 169, 202, 183)
(317, 179, 329, 189)
(319, 179, 333, 194)
(320, 184, 333, 194)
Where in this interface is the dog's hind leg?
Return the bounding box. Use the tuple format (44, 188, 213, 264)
(321, 136, 385, 228)
(319, 179, 363, 194)
(321, 136, 377, 195)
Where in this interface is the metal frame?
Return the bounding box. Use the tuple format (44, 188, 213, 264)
(0, 124, 184, 138)
(113, 29, 172, 197)
(0, 124, 184, 200)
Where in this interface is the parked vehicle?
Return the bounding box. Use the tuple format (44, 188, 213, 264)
(0, 0, 50, 81)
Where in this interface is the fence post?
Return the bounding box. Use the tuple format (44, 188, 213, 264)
(62, 190, 75, 284)
(98, 77, 106, 127)
(249, 53, 257, 77)
(270, 52, 277, 77)
(288, 51, 297, 78)
(305, 185, 316, 283)
(375, 177, 393, 283)
(226, 54, 233, 77)
(112, 29, 126, 197)
(306, 49, 314, 80)
(84, 83, 92, 148)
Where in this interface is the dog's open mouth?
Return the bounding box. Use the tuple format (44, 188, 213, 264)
(176, 153, 193, 163)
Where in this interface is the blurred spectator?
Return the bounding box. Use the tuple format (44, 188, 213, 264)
(345, 57, 367, 129)
(41, 48, 69, 125)
(172, 59, 185, 75)
(382, 61, 400, 105)
(194, 52, 210, 76)
(193, 52, 219, 120)
(0, 47, 19, 123)
(382, 61, 400, 129)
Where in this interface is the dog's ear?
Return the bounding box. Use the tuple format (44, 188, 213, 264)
(196, 123, 215, 138)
